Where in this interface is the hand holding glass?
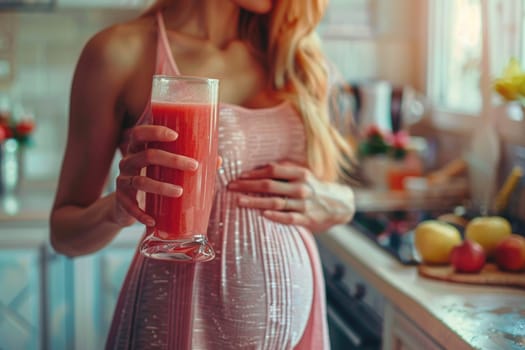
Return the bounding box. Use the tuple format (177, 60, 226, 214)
(140, 75, 219, 262)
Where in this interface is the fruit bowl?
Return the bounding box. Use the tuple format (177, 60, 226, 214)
(350, 207, 525, 266)
(418, 263, 525, 289)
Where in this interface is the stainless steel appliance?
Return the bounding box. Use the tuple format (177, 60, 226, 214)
(318, 205, 525, 349)
(317, 237, 384, 350)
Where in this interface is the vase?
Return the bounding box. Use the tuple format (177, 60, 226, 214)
(361, 152, 423, 192)
(361, 156, 393, 191)
(0, 139, 24, 196)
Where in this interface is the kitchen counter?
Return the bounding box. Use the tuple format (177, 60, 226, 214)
(318, 224, 525, 350)
(2, 182, 468, 221)
(0, 181, 143, 246)
(353, 181, 469, 212)
(3, 183, 524, 349)
(0, 181, 57, 223)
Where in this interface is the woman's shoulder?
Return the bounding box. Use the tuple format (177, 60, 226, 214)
(78, 15, 157, 76)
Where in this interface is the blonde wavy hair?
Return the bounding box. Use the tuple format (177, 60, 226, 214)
(144, 0, 354, 182)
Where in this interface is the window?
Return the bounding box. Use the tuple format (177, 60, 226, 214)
(428, 0, 525, 135)
(430, 0, 482, 114)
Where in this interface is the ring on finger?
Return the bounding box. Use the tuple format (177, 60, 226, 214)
(282, 197, 289, 211)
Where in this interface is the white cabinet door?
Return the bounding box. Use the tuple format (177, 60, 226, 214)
(0, 244, 43, 350)
(73, 246, 135, 350)
(0, 225, 73, 350)
(46, 248, 75, 350)
(0, 222, 140, 350)
(382, 303, 444, 350)
(73, 227, 140, 350)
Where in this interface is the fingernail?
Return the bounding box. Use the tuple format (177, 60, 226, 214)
(228, 182, 239, 189)
(165, 130, 177, 139)
(189, 160, 199, 171)
(238, 197, 248, 205)
(168, 186, 183, 197)
(145, 219, 155, 227)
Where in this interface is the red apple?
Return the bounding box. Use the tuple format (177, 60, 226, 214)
(450, 240, 486, 273)
(494, 234, 525, 272)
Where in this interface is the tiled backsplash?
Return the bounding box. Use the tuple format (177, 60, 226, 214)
(0, 4, 420, 184)
(0, 9, 140, 182)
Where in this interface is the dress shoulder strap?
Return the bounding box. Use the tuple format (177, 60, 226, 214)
(155, 11, 181, 75)
(121, 12, 183, 148)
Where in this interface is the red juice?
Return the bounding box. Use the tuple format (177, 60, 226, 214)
(145, 101, 218, 240)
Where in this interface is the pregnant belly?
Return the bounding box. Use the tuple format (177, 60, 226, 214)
(192, 206, 314, 349)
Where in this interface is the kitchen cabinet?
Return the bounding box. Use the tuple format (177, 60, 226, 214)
(382, 304, 442, 350)
(318, 236, 384, 349)
(319, 232, 442, 350)
(72, 235, 137, 350)
(0, 219, 140, 350)
(0, 238, 44, 350)
(0, 223, 73, 350)
(317, 224, 525, 350)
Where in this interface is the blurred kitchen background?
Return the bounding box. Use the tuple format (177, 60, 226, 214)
(1, 0, 525, 349)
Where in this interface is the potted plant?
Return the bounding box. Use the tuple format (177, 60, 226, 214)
(358, 124, 422, 191)
(0, 112, 36, 195)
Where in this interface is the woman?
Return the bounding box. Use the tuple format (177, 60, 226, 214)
(50, 0, 356, 348)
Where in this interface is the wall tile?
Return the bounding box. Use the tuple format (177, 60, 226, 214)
(0, 9, 138, 181)
(1, 5, 418, 183)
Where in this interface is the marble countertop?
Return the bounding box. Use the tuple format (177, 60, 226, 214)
(2, 184, 460, 222)
(0, 181, 57, 223)
(1, 184, 469, 222)
(319, 225, 525, 350)
(3, 182, 524, 348)
(353, 185, 468, 212)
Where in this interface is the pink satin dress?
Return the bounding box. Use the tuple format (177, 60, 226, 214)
(105, 13, 329, 350)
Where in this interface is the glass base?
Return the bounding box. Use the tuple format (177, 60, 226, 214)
(140, 233, 215, 262)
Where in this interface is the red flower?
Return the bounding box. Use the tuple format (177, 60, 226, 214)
(0, 125, 6, 142)
(15, 120, 35, 136)
(0, 123, 13, 140)
(364, 124, 385, 139)
(391, 130, 409, 149)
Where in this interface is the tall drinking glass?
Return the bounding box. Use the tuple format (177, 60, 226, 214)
(140, 75, 219, 262)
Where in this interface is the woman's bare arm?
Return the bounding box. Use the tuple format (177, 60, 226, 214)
(50, 22, 200, 257)
(49, 27, 137, 256)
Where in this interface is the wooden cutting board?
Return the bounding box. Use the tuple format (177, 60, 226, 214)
(418, 263, 525, 289)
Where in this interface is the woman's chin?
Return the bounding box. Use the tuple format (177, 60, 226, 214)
(236, 0, 273, 14)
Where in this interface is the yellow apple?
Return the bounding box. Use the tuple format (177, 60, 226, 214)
(465, 216, 512, 256)
(414, 220, 462, 264)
